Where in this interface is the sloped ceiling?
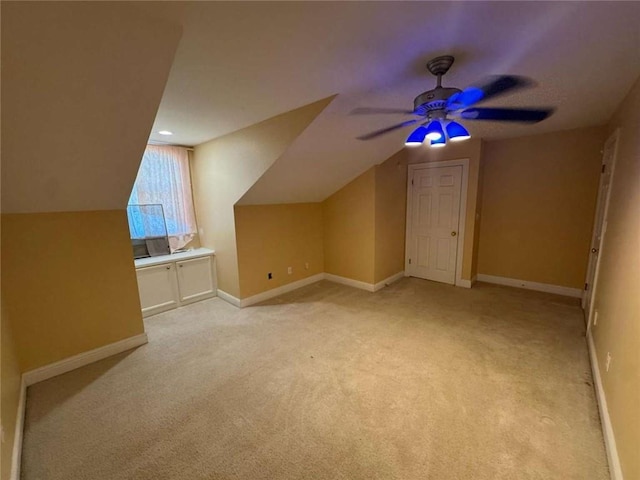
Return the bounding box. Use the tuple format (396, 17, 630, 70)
(4, 3, 638, 210)
(238, 94, 402, 205)
(149, 1, 640, 205)
(1, 3, 182, 213)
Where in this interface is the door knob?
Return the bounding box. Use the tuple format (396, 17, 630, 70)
(451, 231, 457, 237)
(591, 248, 598, 253)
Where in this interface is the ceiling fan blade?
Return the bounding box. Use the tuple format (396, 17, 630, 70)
(447, 75, 534, 111)
(460, 107, 554, 123)
(350, 107, 416, 115)
(357, 119, 419, 140)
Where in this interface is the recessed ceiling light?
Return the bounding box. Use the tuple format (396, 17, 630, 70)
(158, 130, 173, 136)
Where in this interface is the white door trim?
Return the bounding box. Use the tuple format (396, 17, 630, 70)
(585, 129, 619, 333)
(406, 159, 469, 287)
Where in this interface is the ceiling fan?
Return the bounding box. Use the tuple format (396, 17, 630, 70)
(354, 55, 554, 147)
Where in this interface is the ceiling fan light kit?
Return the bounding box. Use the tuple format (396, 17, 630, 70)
(445, 121, 471, 142)
(405, 119, 471, 147)
(405, 126, 428, 146)
(424, 120, 445, 141)
(358, 55, 554, 146)
(430, 135, 446, 148)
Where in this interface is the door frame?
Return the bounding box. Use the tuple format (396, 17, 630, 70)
(405, 159, 470, 287)
(584, 129, 619, 332)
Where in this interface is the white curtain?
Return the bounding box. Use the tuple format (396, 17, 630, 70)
(129, 145, 197, 251)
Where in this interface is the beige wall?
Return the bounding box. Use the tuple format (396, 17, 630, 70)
(323, 139, 482, 286)
(1, 304, 21, 480)
(1, 211, 145, 371)
(477, 126, 605, 288)
(235, 204, 324, 298)
(407, 138, 484, 281)
(232, 139, 480, 293)
(323, 169, 376, 284)
(192, 98, 332, 298)
(233, 150, 406, 298)
(591, 77, 640, 479)
(374, 151, 408, 283)
(1, 5, 181, 477)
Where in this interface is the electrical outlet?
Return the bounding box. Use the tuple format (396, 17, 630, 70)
(593, 310, 599, 326)
(287, 266, 292, 275)
(268, 272, 272, 280)
(606, 352, 612, 372)
(305, 262, 309, 270)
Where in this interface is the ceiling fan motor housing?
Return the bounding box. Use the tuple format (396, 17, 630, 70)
(413, 87, 461, 117)
(356, 54, 553, 141)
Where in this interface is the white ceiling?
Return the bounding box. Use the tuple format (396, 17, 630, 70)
(149, 1, 640, 204)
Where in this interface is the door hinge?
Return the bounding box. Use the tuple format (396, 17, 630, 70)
(584, 282, 589, 291)
(602, 164, 606, 173)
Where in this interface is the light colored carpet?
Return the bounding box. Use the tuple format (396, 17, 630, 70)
(22, 279, 608, 479)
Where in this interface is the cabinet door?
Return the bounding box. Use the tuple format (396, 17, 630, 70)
(176, 256, 215, 305)
(136, 263, 179, 317)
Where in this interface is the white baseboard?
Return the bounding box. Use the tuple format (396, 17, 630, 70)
(216, 289, 241, 307)
(23, 333, 148, 386)
(240, 273, 325, 307)
(476, 274, 582, 298)
(223, 272, 406, 308)
(324, 273, 376, 292)
(373, 271, 405, 292)
(11, 333, 148, 480)
(587, 333, 623, 480)
(10, 377, 27, 480)
(457, 275, 477, 288)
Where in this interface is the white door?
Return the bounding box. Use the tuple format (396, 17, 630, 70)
(407, 165, 462, 284)
(176, 256, 215, 305)
(583, 131, 618, 323)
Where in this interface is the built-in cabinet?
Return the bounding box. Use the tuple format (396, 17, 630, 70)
(134, 248, 216, 317)
(136, 262, 180, 316)
(176, 256, 216, 304)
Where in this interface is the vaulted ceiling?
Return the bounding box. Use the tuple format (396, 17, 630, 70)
(148, 1, 640, 204)
(3, 2, 639, 212)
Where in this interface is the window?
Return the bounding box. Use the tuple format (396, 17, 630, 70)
(128, 145, 197, 252)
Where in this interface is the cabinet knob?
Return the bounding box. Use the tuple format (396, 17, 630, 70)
(179, 264, 183, 268)
(166, 266, 171, 270)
